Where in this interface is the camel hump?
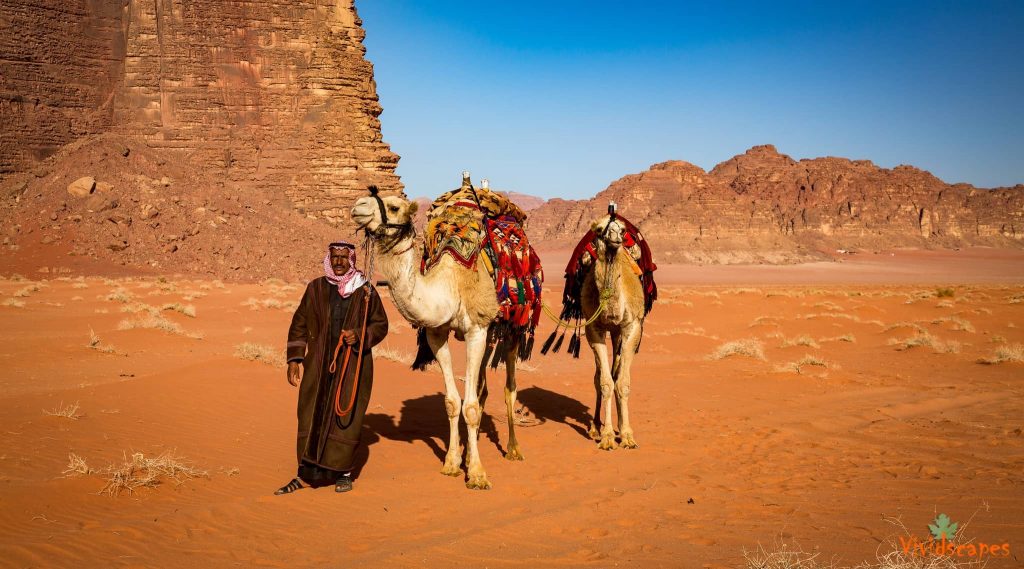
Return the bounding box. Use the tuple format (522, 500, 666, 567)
(427, 187, 528, 223)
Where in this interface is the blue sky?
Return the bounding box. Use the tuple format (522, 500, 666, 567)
(358, 1, 1024, 199)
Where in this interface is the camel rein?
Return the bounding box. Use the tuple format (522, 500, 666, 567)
(327, 237, 378, 419)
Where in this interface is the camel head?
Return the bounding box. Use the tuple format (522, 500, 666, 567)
(591, 215, 627, 258)
(351, 189, 418, 239)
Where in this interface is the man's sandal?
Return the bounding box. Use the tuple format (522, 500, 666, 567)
(274, 478, 305, 495)
(334, 475, 353, 493)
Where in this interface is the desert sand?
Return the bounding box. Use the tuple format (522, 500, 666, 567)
(0, 253, 1022, 568)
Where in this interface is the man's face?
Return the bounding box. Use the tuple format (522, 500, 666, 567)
(330, 248, 352, 276)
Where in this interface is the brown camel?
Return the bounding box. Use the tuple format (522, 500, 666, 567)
(581, 215, 647, 450)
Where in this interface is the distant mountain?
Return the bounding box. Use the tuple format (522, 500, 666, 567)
(526, 145, 1024, 263)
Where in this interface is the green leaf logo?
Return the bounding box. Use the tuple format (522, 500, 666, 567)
(928, 513, 958, 540)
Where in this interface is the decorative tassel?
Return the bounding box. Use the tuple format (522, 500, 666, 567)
(567, 332, 578, 358)
(571, 331, 583, 358)
(411, 328, 437, 371)
(540, 329, 558, 355)
(552, 331, 566, 353)
(521, 332, 535, 361)
(489, 341, 505, 369)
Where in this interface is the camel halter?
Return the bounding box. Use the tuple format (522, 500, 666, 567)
(540, 208, 620, 330)
(365, 185, 415, 254)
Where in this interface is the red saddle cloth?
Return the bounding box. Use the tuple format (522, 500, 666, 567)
(484, 216, 544, 330)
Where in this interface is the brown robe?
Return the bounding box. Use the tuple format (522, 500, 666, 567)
(286, 277, 389, 473)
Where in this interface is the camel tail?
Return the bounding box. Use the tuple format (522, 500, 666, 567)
(411, 328, 437, 371)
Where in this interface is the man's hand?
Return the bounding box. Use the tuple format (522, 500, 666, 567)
(341, 330, 359, 346)
(287, 361, 302, 387)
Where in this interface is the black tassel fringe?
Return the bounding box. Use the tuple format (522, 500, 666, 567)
(552, 331, 566, 353)
(411, 328, 437, 371)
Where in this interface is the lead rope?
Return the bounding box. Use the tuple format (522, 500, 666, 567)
(329, 239, 378, 418)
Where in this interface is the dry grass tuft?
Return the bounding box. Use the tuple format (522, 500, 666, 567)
(243, 297, 298, 311)
(118, 313, 183, 334)
(103, 288, 134, 303)
(43, 401, 82, 419)
(819, 334, 856, 343)
(86, 328, 117, 354)
(372, 344, 413, 366)
(935, 287, 956, 298)
(977, 343, 1024, 365)
(162, 303, 196, 318)
(120, 302, 160, 315)
(2, 298, 25, 308)
(99, 451, 208, 496)
(13, 283, 42, 297)
(780, 335, 820, 349)
(936, 300, 955, 308)
(234, 343, 283, 366)
(63, 453, 92, 477)
(774, 355, 832, 375)
(71, 282, 88, 289)
(708, 339, 766, 361)
(930, 316, 975, 333)
(750, 316, 780, 327)
(887, 332, 961, 354)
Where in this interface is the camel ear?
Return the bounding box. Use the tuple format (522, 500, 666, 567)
(408, 201, 419, 216)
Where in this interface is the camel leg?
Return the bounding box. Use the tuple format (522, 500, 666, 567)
(462, 326, 491, 489)
(586, 324, 617, 450)
(503, 342, 524, 461)
(426, 327, 462, 476)
(588, 358, 602, 441)
(615, 321, 642, 449)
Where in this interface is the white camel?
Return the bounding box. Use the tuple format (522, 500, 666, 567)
(351, 190, 524, 490)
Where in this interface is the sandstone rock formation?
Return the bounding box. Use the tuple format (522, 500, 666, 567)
(0, 0, 401, 224)
(527, 145, 1024, 263)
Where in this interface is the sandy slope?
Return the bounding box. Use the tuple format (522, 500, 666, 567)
(0, 261, 1022, 568)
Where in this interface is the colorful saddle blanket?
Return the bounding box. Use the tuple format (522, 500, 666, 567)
(419, 199, 543, 358)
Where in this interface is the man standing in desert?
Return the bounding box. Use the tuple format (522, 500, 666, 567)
(276, 241, 389, 495)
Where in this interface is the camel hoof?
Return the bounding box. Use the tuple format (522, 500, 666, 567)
(588, 424, 601, 441)
(620, 434, 639, 449)
(440, 464, 462, 477)
(504, 447, 525, 461)
(466, 474, 492, 490)
(597, 435, 618, 451)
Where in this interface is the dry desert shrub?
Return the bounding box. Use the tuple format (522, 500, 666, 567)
(162, 303, 196, 317)
(43, 401, 82, 419)
(103, 288, 134, 303)
(936, 300, 955, 308)
(234, 342, 283, 366)
(802, 313, 884, 326)
(812, 301, 844, 311)
(722, 287, 761, 295)
(885, 321, 927, 334)
(779, 335, 820, 349)
(931, 316, 975, 333)
(71, 282, 88, 289)
(13, 283, 42, 297)
(243, 297, 298, 311)
(708, 339, 766, 361)
(372, 344, 413, 366)
(117, 313, 202, 339)
(743, 541, 834, 569)
(120, 302, 160, 315)
(2, 298, 25, 308)
(86, 328, 117, 354)
(977, 344, 1024, 365)
(887, 332, 961, 354)
(750, 316, 780, 327)
(99, 451, 208, 496)
(819, 334, 856, 343)
(774, 355, 832, 375)
(63, 453, 92, 477)
(935, 287, 956, 298)
(71, 295, 83, 301)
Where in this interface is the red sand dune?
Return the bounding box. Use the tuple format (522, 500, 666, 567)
(0, 255, 1023, 567)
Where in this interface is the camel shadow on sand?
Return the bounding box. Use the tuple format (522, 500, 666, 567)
(363, 392, 506, 465)
(363, 384, 593, 471)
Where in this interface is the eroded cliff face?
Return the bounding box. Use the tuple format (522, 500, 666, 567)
(0, 0, 401, 223)
(527, 145, 1024, 263)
